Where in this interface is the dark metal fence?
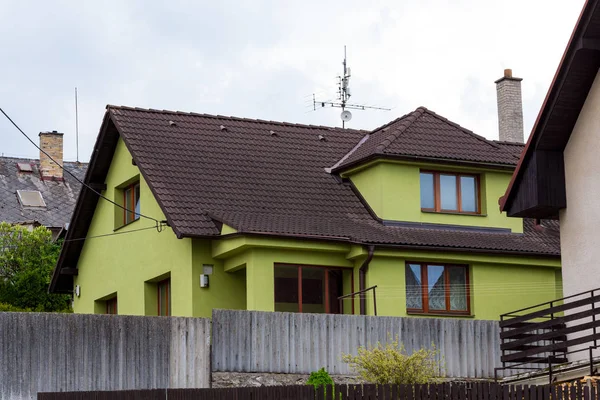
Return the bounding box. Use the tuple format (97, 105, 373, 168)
(498, 288, 600, 381)
(38, 383, 594, 400)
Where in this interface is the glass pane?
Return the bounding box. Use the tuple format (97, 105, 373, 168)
(158, 280, 170, 316)
(460, 176, 477, 212)
(405, 264, 423, 310)
(134, 184, 141, 220)
(124, 188, 133, 223)
(274, 265, 299, 312)
(302, 267, 325, 313)
(449, 267, 468, 311)
(427, 265, 446, 310)
(440, 175, 457, 210)
(420, 173, 434, 209)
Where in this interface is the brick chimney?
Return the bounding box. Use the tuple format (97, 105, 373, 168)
(39, 131, 64, 180)
(495, 69, 524, 143)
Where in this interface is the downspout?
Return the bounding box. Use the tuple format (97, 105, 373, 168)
(359, 245, 375, 315)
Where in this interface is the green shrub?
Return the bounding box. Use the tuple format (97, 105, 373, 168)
(342, 336, 443, 385)
(307, 367, 334, 389)
(0, 302, 32, 312)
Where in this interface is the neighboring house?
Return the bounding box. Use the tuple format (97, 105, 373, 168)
(0, 131, 86, 238)
(501, 0, 600, 302)
(498, 0, 600, 373)
(50, 82, 561, 319)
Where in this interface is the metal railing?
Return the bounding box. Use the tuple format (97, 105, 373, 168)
(496, 288, 600, 382)
(338, 285, 378, 316)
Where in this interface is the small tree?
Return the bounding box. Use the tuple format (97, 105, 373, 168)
(342, 336, 443, 385)
(0, 222, 71, 312)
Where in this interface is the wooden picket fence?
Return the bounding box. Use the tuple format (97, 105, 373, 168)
(37, 382, 598, 400)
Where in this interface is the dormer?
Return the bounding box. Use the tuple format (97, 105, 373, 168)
(332, 107, 524, 233)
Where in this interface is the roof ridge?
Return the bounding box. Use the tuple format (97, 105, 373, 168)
(421, 108, 502, 150)
(374, 107, 426, 153)
(107, 104, 368, 134)
(493, 140, 525, 146)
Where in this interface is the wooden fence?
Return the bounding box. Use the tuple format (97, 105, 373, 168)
(37, 383, 598, 400)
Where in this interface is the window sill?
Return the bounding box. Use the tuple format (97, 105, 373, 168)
(114, 218, 140, 232)
(407, 311, 474, 318)
(421, 210, 486, 217)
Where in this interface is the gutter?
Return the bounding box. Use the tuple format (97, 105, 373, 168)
(359, 245, 375, 315)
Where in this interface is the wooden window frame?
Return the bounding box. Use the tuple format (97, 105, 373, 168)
(123, 182, 140, 225)
(405, 262, 471, 316)
(420, 171, 481, 214)
(106, 297, 118, 315)
(274, 264, 352, 314)
(157, 278, 171, 316)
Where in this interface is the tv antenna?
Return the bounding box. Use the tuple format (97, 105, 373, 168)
(312, 46, 390, 128)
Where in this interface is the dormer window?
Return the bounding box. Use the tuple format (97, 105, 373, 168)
(420, 171, 480, 214)
(123, 182, 140, 224)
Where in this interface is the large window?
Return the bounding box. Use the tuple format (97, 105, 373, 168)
(157, 279, 171, 316)
(274, 264, 345, 314)
(420, 171, 479, 214)
(405, 263, 470, 315)
(123, 182, 140, 224)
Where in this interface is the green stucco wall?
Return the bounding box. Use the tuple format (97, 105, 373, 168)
(74, 138, 194, 316)
(364, 250, 560, 320)
(347, 160, 523, 233)
(73, 138, 247, 318)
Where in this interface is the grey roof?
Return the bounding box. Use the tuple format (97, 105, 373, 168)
(0, 157, 87, 229)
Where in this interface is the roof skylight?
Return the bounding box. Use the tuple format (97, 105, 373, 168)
(16, 190, 46, 208)
(17, 163, 33, 172)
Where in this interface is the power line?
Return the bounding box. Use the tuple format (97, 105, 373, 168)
(0, 106, 163, 228)
(62, 225, 164, 242)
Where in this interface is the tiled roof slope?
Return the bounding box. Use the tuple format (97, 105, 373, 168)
(332, 107, 522, 172)
(106, 106, 558, 256)
(0, 157, 86, 228)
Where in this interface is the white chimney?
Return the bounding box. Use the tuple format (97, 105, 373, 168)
(495, 69, 524, 143)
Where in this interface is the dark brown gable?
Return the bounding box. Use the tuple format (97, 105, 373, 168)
(502, 0, 600, 217)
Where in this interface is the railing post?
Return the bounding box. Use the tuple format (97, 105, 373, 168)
(591, 346, 595, 377)
(373, 287, 377, 316)
(548, 356, 553, 385)
(592, 290, 597, 348)
(550, 301, 557, 362)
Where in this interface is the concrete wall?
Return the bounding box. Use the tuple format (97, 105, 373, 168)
(0, 312, 211, 400)
(211, 309, 504, 378)
(561, 69, 600, 300)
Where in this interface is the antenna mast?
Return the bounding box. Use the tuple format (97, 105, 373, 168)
(313, 46, 390, 128)
(75, 87, 79, 163)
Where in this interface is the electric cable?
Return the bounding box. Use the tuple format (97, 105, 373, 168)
(0, 106, 165, 231)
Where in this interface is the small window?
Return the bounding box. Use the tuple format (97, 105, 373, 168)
(106, 297, 118, 314)
(123, 182, 140, 224)
(420, 171, 479, 214)
(405, 263, 470, 315)
(16, 190, 46, 208)
(158, 279, 171, 316)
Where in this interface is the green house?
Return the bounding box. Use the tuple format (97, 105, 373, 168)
(50, 106, 561, 319)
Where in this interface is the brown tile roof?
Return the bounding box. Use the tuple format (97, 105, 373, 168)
(51, 105, 558, 292)
(108, 106, 555, 253)
(332, 107, 522, 172)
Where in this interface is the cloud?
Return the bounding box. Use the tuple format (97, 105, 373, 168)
(0, 0, 585, 161)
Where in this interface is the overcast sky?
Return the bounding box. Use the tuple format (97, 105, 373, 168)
(0, 0, 586, 162)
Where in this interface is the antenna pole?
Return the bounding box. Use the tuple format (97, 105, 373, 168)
(75, 87, 79, 163)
